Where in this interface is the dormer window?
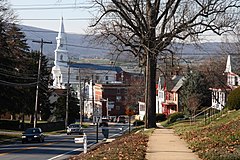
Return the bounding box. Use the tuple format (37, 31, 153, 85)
(235, 76, 238, 86)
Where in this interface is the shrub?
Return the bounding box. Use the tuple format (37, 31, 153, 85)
(0, 120, 20, 130)
(227, 86, 240, 110)
(133, 120, 145, 126)
(156, 113, 167, 122)
(167, 112, 184, 124)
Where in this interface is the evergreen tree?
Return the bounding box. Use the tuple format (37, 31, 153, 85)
(180, 71, 211, 115)
(53, 90, 79, 124)
(0, 1, 31, 117)
(227, 86, 240, 110)
(0, 1, 52, 120)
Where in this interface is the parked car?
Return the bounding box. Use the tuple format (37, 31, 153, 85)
(67, 124, 83, 135)
(117, 116, 126, 123)
(22, 128, 44, 144)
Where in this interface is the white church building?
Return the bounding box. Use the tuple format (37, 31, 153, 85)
(211, 54, 240, 110)
(50, 17, 125, 117)
(51, 17, 124, 90)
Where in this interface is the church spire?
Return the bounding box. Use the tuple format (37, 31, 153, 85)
(56, 17, 67, 51)
(225, 55, 231, 73)
(54, 17, 68, 66)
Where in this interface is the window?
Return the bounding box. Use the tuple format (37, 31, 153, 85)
(96, 76, 99, 80)
(76, 76, 79, 80)
(235, 76, 238, 86)
(159, 92, 163, 98)
(116, 96, 121, 102)
(139, 104, 145, 111)
(105, 76, 108, 80)
(117, 89, 120, 94)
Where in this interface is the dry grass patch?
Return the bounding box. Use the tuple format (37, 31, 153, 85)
(69, 132, 149, 160)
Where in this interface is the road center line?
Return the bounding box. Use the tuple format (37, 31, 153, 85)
(0, 141, 57, 157)
(48, 142, 95, 160)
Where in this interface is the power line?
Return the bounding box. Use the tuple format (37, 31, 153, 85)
(0, 72, 37, 80)
(26, 38, 111, 51)
(12, 6, 95, 10)
(0, 79, 37, 87)
(21, 29, 57, 33)
(0, 67, 38, 77)
(18, 18, 93, 21)
(11, 3, 93, 7)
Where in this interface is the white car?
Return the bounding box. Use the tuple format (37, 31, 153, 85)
(67, 124, 83, 135)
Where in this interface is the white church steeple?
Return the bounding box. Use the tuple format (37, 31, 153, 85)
(54, 17, 68, 66)
(52, 17, 69, 88)
(225, 55, 231, 73)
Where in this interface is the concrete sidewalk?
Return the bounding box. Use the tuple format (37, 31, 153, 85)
(146, 126, 201, 160)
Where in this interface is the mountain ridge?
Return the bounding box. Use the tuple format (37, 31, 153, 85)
(20, 25, 110, 59)
(20, 25, 228, 61)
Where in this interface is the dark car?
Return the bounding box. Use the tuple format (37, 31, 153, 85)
(67, 124, 83, 135)
(22, 128, 44, 144)
(117, 116, 126, 123)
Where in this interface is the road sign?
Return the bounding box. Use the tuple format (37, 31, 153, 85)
(93, 108, 102, 116)
(93, 116, 102, 123)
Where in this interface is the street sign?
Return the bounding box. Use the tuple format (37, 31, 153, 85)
(93, 116, 102, 123)
(93, 108, 102, 116)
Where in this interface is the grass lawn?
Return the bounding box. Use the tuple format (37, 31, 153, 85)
(0, 132, 21, 143)
(166, 110, 240, 160)
(0, 135, 20, 141)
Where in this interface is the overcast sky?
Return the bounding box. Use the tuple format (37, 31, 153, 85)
(9, 0, 94, 34)
(8, 0, 229, 42)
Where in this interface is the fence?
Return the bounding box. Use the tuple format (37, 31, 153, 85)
(190, 106, 221, 125)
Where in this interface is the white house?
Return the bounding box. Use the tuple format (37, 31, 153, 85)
(138, 75, 184, 119)
(211, 55, 240, 110)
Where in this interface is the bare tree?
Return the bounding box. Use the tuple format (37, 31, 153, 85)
(198, 57, 227, 89)
(90, 0, 240, 128)
(123, 78, 145, 111)
(187, 94, 201, 116)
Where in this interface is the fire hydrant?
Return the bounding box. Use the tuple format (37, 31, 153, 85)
(83, 133, 87, 153)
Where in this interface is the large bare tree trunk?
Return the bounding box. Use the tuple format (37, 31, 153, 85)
(145, 52, 157, 128)
(91, 0, 239, 129)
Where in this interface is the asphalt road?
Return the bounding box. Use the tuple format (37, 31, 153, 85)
(0, 123, 130, 160)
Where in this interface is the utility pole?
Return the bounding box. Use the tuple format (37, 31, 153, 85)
(145, 53, 149, 128)
(32, 39, 52, 128)
(92, 75, 98, 143)
(79, 69, 82, 126)
(83, 79, 86, 122)
(65, 62, 70, 129)
(92, 75, 95, 116)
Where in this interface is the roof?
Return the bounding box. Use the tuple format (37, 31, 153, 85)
(171, 77, 185, 92)
(159, 75, 184, 92)
(69, 63, 123, 73)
